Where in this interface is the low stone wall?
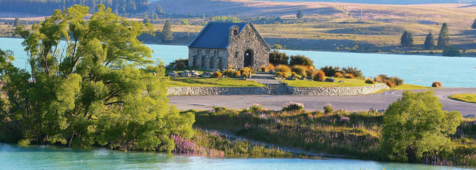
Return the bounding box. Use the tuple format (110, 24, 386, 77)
(287, 84, 389, 96)
(167, 84, 389, 96)
(167, 87, 269, 96)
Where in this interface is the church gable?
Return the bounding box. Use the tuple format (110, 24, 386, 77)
(188, 22, 270, 70)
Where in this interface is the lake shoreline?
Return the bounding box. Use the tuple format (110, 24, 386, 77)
(2, 37, 475, 58)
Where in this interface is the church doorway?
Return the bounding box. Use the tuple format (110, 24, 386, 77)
(244, 50, 253, 68)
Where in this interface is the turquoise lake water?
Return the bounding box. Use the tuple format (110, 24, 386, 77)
(1, 37, 475, 87)
(0, 144, 472, 170)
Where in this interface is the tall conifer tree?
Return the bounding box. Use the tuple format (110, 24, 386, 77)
(161, 20, 174, 43)
(400, 31, 413, 47)
(424, 32, 435, 50)
(437, 23, 450, 48)
(472, 19, 476, 29)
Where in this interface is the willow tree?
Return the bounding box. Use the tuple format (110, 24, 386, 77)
(1, 4, 194, 151)
(382, 91, 461, 162)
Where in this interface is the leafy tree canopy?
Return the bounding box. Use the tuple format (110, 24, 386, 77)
(1, 5, 194, 151)
(382, 91, 462, 162)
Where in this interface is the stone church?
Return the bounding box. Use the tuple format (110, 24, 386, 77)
(188, 22, 270, 70)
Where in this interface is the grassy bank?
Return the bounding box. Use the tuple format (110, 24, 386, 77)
(283, 78, 376, 87)
(449, 94, 476, 104)
(373, 84, 435, 94)
(169, 77, 265, 87)
(186, 106, 476, 166)
(174, 128, 318, 158)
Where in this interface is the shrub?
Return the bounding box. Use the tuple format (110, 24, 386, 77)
(290, 55, 314, 67)
(275, 65, 292, 73)
(377, 74, 389, 80)
(334, 72, 343, 78)
(342, 66, 363, 77)
(228, 65, 233, 69)
(386, 80, 395, 88)
(442, 46, 460, 57)
(212, 71, 222, 78)
(269, 63, 275, 71)
(324, 104, 334, 114)
(269, 50, 289, 65)
(313, 70, 326, 81)
(291, 65, 307, 76)
(260, 65, 268, 72)
(344, 73, 355, 79)
(432, 81, 442, 87)
(175, 62, 186, 70)
(282, 101, 304, 112)
(249, 103, 263, 112)
(365, 78, 375, 84)
(276, 72, 284, 77)
(390, 76, 404, 86)
(321, 66, 341, 76)
(272, 44, 283, 49)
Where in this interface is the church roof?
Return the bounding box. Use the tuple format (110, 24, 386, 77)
(188, 22, 249, 49)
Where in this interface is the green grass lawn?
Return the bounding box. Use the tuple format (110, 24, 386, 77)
(283, 78, 376, 87)
(373, 84, 434, 94)
(449, 94, 476, 104)
(169, 77, 265, 87)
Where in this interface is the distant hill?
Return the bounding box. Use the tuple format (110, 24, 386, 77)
(253, 0, 476, 4)
(150, 0, 475, 5)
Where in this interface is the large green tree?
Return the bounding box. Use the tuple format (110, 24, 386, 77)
(437, 23, 450, 48)
(1, 5, 194, 151)
(382, 91, 461, 162)
(269, 50, 289, 66)
(161, 20, 174, 43)
(423, 32, 435, 50)
(400, 31, 414, 47)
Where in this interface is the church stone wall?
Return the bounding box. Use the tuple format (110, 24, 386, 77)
(227, 24, 270, 70)
(188, 48, 228, 70)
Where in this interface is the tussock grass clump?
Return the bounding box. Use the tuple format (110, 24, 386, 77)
(291, 65, 307, 76)
(386, 80, 395, 88)
(291, 72, 298, 77)
(334, 72, 343, 78)
(212, 72, 222, 78)
(269, 63, 275, 71)
(432, 81, 442, 87)
(344, 73, 355, 79)
(313, 70, 326, 81)
(342, 67, 363, 78)
(223, 69, 236, 78)
(275, 65, 292, 73)
(375, 76, 384, 83)
(234, 71, 241, 77)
